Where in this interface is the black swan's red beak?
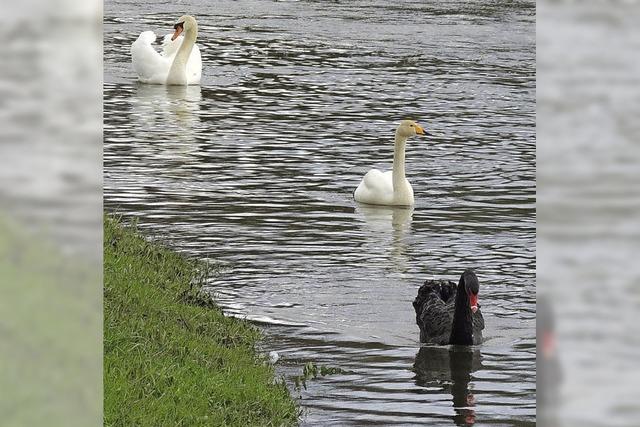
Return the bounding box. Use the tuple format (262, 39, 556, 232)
(469, 293, 478, 313)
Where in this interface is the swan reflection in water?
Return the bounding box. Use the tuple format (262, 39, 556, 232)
(413, 346, 482, 426)
(355, 205, 413, 272)
(133, 83, 202, 134)
(129, 84, 202, 164)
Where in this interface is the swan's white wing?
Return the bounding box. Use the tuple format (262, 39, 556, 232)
(354, 169, 395, 205)
(131, 31, 170, 83)
(161, 34, 181, 57)
(186, 44, 202, 84)
(364, 170, 394, 193)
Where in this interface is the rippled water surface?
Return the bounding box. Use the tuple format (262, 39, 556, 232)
(104, 0, 535, 424)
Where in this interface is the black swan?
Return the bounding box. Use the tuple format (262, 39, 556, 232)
(413, 269, 485, 345)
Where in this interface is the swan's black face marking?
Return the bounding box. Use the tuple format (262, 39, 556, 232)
(171, 22, 185, 41)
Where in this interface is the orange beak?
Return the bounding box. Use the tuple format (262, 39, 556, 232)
(415, 124, 425, 135)
(171, 23, 184, 41)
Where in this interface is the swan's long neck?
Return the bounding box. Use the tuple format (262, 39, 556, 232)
(392, 131, 408, 192)
(167, 28, 197, 85)
(450, 278, 474, 345)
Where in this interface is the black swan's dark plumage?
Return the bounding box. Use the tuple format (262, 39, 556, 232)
(413, 269, 485, 345)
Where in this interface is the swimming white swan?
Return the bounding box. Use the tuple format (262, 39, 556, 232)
(131, 15, 202, 85)
(354, 120, 425, 206)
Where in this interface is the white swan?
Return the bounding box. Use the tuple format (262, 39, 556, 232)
(354, 120, 426, 206)
(131, 15, 202, 85)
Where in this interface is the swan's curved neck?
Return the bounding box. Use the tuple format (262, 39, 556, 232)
(167, 28, 197, 84)
(392, 131, 408, 192)
(450, 278, 474, 345)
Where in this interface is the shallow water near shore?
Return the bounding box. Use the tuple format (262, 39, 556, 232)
(104, 0, 535, 424)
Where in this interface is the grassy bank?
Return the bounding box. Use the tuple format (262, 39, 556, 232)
(104, 217, 298, 426)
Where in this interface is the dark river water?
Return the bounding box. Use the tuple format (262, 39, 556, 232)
(104, 0, 536, 425)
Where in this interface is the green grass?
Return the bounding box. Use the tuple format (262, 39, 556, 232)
(0, 217, 100, 426)
(104, 216, 299, 426)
